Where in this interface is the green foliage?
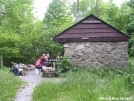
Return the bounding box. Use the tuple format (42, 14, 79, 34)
(127, 0, 134, 8)
(121, 0, 134, 57)
(0, 0, 47, 65)
(0, 0, 35, 64)
(32, 82, 60, 101)
(55, 57, 71, 75)
(0, 0, 133, 65)
(36, 58, 134, 101)
(86, 66, 125, 80)
(99, 2, 122, 29)
(42, 0, 74, 58)
(70, 0, 96, 21)
(55, 57, 79, 76)
(69, 0, 133, 57)
(0, 67, 24, 101)
(123, 62, 134, 91)
(124, 73, 134, 91)
(88, 64, 134, 92)
(0, 33, 20, 58)
(126, 20, 134, 36)
(43, 0, 73, 36)
(32, 68, 133, 101)
(59, 57, 71, 70)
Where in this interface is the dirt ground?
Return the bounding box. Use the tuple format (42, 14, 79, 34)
(14, 69, 64, 101)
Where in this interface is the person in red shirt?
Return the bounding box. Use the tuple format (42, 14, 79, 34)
(45, 53, 50, 61)
(40, 54, 46, 62)
(34, 58, 44, 72)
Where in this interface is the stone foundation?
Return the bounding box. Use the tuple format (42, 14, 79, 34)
(64, 42, 128, 68)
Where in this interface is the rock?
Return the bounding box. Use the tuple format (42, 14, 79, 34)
(76, 44, 84, 50)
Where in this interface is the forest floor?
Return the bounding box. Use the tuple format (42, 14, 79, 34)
(14, 69, 63, 101)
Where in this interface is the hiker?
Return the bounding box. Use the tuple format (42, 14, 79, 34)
(45, 53, 50, 61)
(40, 53, 50, 66)
(40, 54, 46, 62)
(10, 62, 20, 76)
(34, 58, 44, 72)
(43, 53, 50, 66)
(56, 52, 62, 61)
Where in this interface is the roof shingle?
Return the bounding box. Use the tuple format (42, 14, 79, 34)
(53, 14, 130, 43)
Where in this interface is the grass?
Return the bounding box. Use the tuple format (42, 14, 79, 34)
(1, 57, 134, 101)
(32, 68, 134, 101)
(0, 67, 24, 101)
(128, 57, 134, 64)
(32, 57, 134, 101)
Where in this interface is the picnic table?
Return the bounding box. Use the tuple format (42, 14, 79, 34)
(45, 60, 60, 68)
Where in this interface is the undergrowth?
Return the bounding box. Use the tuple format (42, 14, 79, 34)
(0, 67, 24, 101)
(32, 63, 134, 101)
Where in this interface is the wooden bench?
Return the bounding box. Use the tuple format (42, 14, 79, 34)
(42, 71, 56, 77)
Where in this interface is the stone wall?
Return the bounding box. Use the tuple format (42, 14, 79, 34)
(64, 42, 128, 68)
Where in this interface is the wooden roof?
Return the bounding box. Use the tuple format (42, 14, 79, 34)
(53, 14, 130, 43)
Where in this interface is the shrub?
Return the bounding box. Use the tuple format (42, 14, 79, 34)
(55, 57, 79, 76)
(124, 73, 134, 91)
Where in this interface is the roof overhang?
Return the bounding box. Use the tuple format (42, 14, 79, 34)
(54, 37, 129, 44)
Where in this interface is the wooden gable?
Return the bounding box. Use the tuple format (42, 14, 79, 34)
(53, 14, 130, 43)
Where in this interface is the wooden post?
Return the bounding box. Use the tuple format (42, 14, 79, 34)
(0, 55, 3, 68)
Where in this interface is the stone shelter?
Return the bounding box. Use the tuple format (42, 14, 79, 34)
(53, 14, 130, 68)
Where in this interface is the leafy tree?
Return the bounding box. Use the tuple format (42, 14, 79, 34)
(0, 33, 20, 58)
(0, 0, 37, 65)
(43, 0, 74, 58)
(98, 1, 127, 30)
(127, 0, 134, 8)
(125, 0, 134, 56)
(70, 0, 96, 21)
(70, 0, 129, 32)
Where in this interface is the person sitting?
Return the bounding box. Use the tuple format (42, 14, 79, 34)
(40, 54, 47, 66)
(45, 53, 50, 61)
(34, 58, 44, 72)
(43, 53, 51, 67)
(40, 54, 46, 62)
(56, 52, 62, 61)
(10, 62, 20, 76)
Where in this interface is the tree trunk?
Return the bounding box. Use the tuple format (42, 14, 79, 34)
(77, 0, 79, 22)
(0, 55, 3, 68)
(96, 0, 99, 17)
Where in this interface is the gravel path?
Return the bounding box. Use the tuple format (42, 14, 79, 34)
(14, 70, 64, 101)
(14, 70, 43, 101)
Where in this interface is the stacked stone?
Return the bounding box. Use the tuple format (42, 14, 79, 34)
(64, 42, 128, 68)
